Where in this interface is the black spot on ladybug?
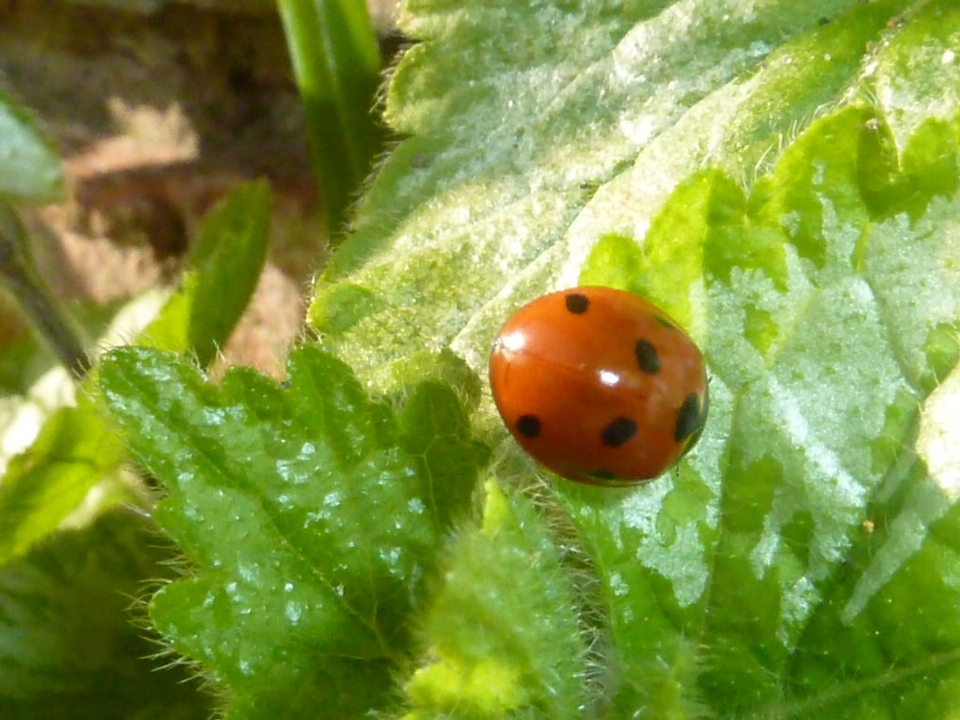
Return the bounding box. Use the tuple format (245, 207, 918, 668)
(590, 469, 617, 481)
(679, 389, 709, 459)
(565, 293, 590, 314)
(516, 414, 541, 438)
(675, 392, 706, 444)
(692, 384, 709, 438)
(655, 315, 676, 329)
(601, 417, 637, 447)
(634, 339, 661, 374)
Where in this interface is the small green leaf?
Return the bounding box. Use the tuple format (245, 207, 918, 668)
(0, 88, 64, 204)
(0, 510, 212, 720)
(144, 179, 271, 363)
(0, 395, 127, 563)
(309, 281, 377, 335)
(899, 117, 960, 221)
(403, 480, 591, 719)
(99, 345, 487, 717)
(186, 180, 271, 365)
(579, 233, 645, 291)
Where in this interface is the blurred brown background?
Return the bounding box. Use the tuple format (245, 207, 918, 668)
(0, 0, 399, 377)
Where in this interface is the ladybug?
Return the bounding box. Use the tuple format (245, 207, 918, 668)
(489, 286, 709, 485)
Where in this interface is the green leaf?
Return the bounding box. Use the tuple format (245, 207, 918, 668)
(0, 510, 212, 720)
(0, 87, 64, 204)
(0, 396, 127, 561)
(403, 480, 591, 719)
(142, 179, 272, 363)
(186, 179, 271, 365)
(99, 345, 487, 717)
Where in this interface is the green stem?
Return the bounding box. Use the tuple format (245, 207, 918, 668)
(0, 204, 90, 376)
(277, 0, 385, 238)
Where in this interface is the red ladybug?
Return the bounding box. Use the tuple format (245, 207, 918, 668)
(489, 287, 709, 485)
